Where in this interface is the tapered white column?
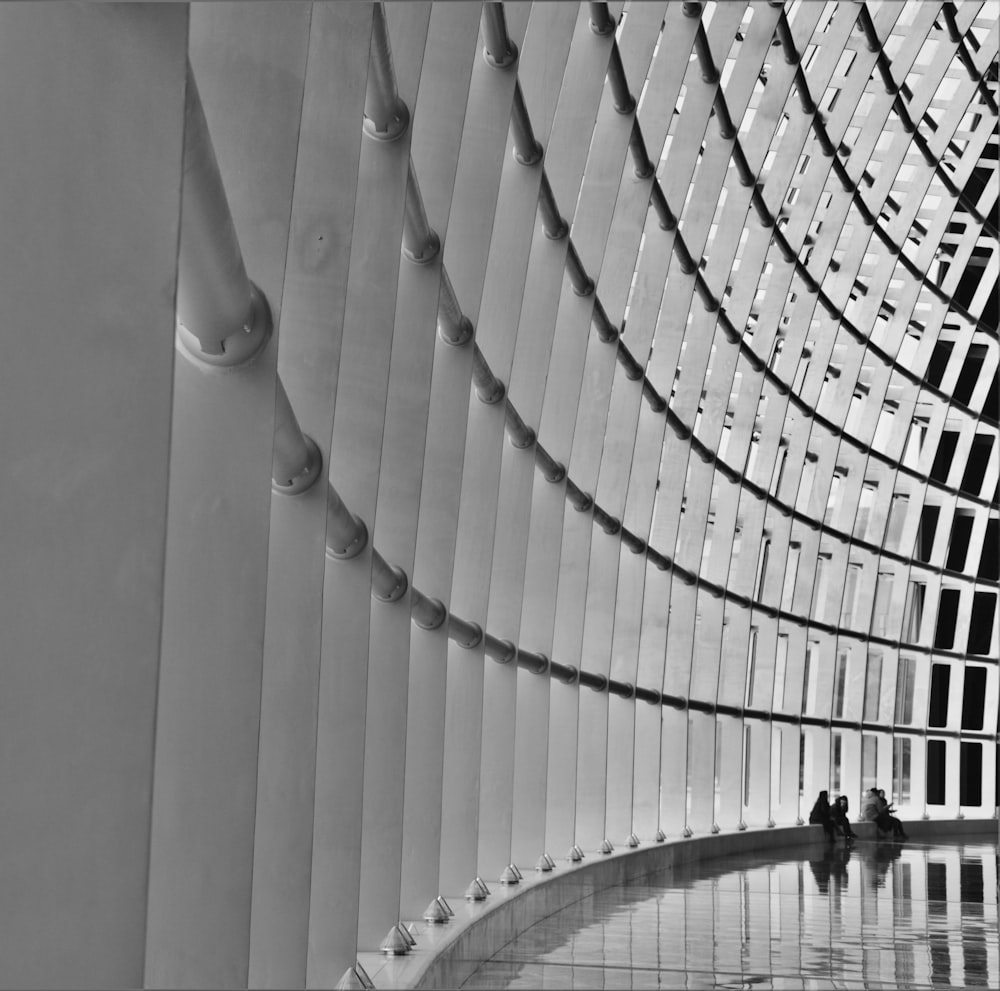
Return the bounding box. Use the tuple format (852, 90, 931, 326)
(246, 5, 371, 987)
(437, 0, 534, 901)
(399, 2, 496, 927)
(145, 6, 307, 984)
(0, 6, 187, 987)
(308, 0, 416, 975)
(355, 1, 433, 955)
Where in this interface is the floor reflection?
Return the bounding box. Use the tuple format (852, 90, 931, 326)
(460, 835, 999, 989)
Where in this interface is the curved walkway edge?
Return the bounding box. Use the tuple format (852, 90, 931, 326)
(361, 817, 999, 990)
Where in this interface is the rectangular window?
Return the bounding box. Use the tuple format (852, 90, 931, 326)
(801, 643, 815, 715)
(771, 729, 782, 804)
(855, 482, 876, 540)
(797, 459, 816, 514)
(926, 739, 946, 805)
(916, 505, 940, 563)
(946, 511, 974, 571)
(961, 434, 994, 495)
(833, 650, 849, 719)
(979, 519, 999, 580)
(745, 627, 758, 707)
(885, 494, 909, 550)
(872, 407, 895, 453)
(954, 334, 988, 399)
(831, 732, 842, 793)
(825, 472, 842, 525)
(863, 653, 883, 720)
(872, 572, 893, 637)
(781, 543, 800, 611)
(893, 736, 912, 803)
(841, 563, 862, 627)
(793, 355, 809, 394)
(934, 588, 960, 650)
(743, 725, 751, 806)
(746, 432, 759, 480)
(715, 721, 724, 808)
(811, 555, 829, 623)
(960, 742, 983, 807)
(701, 518, 714, 574)
(754, 538, 770, 601)
(903, 419, 927, 471)
(930, 430, 959, 484)
(961, 666, 987, 731)
(903, 580, 925, 642)
(772, 446, 788, 497)
(968, 591, 996, 655)
(798, 733, 806, 800)
(861, 734, 877, 793)
(925, 339, 954, 387)
(774, 634, 788, 709)
(928, 663, 951, 727)
(895, 657, 915, 724)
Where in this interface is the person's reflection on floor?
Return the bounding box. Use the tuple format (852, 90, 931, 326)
(809, 841, 853, 895)
(808, 853, 830, 893)
(830, 840, 852, 895)
(859, 837, 903, 890)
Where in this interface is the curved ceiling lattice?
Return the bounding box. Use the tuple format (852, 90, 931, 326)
(288, 0, 1000, 715)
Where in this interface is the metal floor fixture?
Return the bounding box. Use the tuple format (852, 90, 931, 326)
(0, 1, 997, 988)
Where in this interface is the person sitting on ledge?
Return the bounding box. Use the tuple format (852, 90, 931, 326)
(876, 788, 908, 840)
(861, 787, 908, 839)
(808, 790, 837, 842)
(860, 786, 881, 826)
(832, 794, 856, 839)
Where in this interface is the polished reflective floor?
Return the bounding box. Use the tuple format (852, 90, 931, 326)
(461, 836, 999, 989)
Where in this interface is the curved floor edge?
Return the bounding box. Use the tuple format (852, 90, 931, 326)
(359, 817, 999, 990)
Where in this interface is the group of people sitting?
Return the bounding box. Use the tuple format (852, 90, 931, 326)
(861, 787, 908, 839)
(809, 788, 908, 841)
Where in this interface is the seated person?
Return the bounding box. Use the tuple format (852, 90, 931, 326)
(831, 794, 856, 839)
(860, 787, 881, 825)
(808, 790, 837, 841)
(875, 788, 907, 840)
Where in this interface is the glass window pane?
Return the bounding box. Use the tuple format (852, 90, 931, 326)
(893, 736, 911, 803)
